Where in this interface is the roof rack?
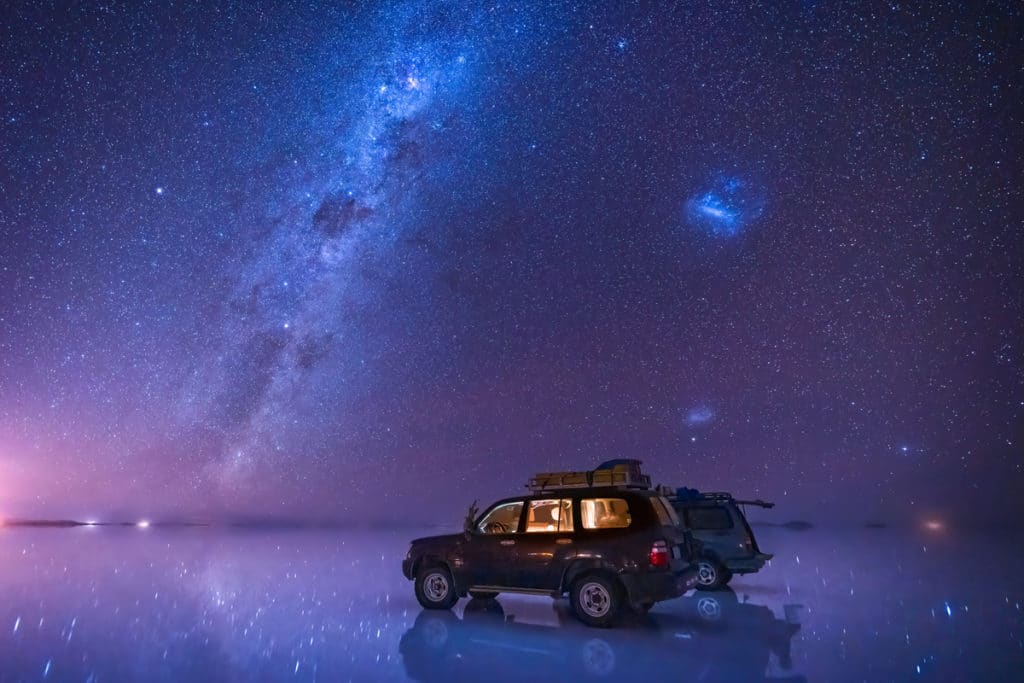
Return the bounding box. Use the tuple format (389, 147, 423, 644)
(527, 459, 652, 493)
(666, 488, 775, 509)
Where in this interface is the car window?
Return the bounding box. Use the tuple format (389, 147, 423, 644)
(477, 501, 523, 534)
(652, 496, 681, 526)
(686, 506, 734, 530)
(580, 498, 631, 529)
(525, 499, 574, 532)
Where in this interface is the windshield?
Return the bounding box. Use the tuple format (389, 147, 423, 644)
(476, 501, 523, 534)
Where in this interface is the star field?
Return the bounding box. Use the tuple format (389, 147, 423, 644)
(0, 1, 1021, 525)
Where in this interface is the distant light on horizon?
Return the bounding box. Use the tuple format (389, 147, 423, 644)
(924, 519, 944, 532)
(137, 520, 151, 528)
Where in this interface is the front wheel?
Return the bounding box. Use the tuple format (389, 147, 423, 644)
(632, 601, 654, 614)
(695, 558, 731, 591)
(415, 566, 458, 610)
(570, 573, 622, 627)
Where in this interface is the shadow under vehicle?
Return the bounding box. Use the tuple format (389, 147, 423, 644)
(400, 590, 804, 683)
(667, 489, 775, 590)
(402, 461, 700, 626)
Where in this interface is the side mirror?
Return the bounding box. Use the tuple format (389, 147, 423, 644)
(463, 500, 479, 539)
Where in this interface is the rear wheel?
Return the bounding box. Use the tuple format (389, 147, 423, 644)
(570, 573, 622, 627)
(415, 565, 458, 610)
(696, 596, 723, 621)
(695, 558, 731, 591)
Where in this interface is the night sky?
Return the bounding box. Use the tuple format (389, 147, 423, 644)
(1, 1, 1021, 525)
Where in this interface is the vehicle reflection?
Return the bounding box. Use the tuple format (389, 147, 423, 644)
(400, 590, 805, 682)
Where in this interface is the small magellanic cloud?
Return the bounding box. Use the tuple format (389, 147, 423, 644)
(685, 406, 715, 426)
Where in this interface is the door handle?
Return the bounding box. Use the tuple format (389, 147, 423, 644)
(500, 540, 516, 546)
(556, 539, 573, 545)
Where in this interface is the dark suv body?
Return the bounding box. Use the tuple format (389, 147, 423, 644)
(402, 487, 700, 626)
(669, 491, 774, 590)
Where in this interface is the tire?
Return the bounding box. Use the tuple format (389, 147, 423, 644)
(633, 601, 654, 614)
(468, 590, 498, 600)
(570, 573, 622, 627)
(695, 557, 731, 591)
(580, 638, 616, 676)
(463, 597, 505, 621)
(415, 565, 458, 610)
(413, 611, 456, 649)
(696, 596, 723, 621)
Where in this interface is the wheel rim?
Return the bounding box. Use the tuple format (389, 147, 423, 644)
(579, 581, 612, 618)
(422, 618, 449, 648)
(697, 560, 717, 585)
(423, 571, 450, 602)
(581, 638, 616, 675)
(697, 596, 722, 620)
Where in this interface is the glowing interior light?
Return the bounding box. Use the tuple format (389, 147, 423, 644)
(924, 520, 944, 531)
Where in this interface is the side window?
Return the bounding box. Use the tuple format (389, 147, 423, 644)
(580, 498, 631, 529)
(686, 506, 734, 530)
(477, 501, 523, 534)
(525, 499, 574, 533)
(653, 497, 681, 526)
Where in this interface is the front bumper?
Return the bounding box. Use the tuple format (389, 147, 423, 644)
(620, 566, 700, 606)
(401, 558, 415, 580)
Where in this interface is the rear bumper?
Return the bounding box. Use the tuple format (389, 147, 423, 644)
(725, 553, 773, 573)
(620, 566, 700, 606)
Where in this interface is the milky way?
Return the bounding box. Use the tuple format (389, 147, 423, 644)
(1, 2, 1021, 524)
(183, 5, 496, 492)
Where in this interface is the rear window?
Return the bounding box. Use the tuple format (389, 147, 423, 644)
(580, 498, 631, 529)
(686, 506, 734, 530)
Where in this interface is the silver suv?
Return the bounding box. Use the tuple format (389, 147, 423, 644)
(667, 490, 774, 590)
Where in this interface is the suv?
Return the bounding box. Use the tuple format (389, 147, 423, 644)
(668, 489, 774, 590)
(402, 466, 699, 627)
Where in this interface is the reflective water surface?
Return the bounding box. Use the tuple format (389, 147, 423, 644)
(0, 525, 1020, 681)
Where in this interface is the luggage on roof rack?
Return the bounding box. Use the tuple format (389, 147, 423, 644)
(527, 459, 652, 492)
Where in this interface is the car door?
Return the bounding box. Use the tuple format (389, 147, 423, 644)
(511, 497, 575, 589)
(462, 500, 524, 588)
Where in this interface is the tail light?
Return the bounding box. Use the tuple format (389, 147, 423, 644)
(649, 540, 670, 568)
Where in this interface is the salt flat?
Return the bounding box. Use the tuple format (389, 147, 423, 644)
(0, 524, 1020, 682)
